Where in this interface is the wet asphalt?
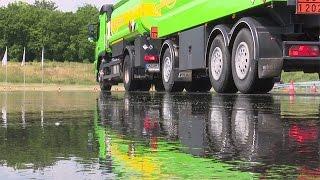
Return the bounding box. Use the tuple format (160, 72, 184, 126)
(0, 91, 319, 179)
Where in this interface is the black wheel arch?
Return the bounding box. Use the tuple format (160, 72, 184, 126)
(206, 24, 231, 68)
(97, 51, 107, 66)
(229, 17, 261, 61)
(96, 51, 107, 82)
(123, 45, 135, 71)
(159, 39, 179, 70)
(229, 17, 283, 79)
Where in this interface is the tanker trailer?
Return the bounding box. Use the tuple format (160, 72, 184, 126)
(89, 0, 320, 93)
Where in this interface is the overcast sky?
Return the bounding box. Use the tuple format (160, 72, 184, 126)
(0, 0, 116, 11)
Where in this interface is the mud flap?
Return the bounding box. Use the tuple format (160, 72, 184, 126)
(173, 69, 192, 82)
(258, 58, 283, 78)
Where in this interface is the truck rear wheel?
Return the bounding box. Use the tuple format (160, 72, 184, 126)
(123, 55, 138, 91)
(231, 28, 258, 94)
(100, 81, 112, 91)
(209, 35, 237, 93)
(162, 48, 184, 92)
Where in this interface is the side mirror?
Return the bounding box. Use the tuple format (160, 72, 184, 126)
(88, 37, 95, 43)
(88, 24, 97, 42)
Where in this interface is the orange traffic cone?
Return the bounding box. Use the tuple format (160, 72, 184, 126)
(289, 80, 295, 95)
(310, 84, 318, 93)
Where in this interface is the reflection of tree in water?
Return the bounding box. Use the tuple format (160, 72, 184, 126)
(0, 109, 98, 170)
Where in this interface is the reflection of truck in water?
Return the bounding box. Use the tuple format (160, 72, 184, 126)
(89, 0, 320, 94)
(97, 92, 320, 178)
(96, 93, 254, 179)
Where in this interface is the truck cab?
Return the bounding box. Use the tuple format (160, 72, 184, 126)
(89, 3, 163, 91)
(88, 5, 114, 91)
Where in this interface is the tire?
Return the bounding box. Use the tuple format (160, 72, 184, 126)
(98, 62, 112, 91)
(162, 48, 184, 92)
(209, 35, 237, 93)
(123, 55, 138, 91)
(231, 28, 258, 94)
(185, 78, 212, 93)
(100, 82, 112, 91)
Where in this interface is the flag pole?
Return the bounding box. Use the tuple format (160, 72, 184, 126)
(5, 59, 7, 87)
(41, 47, 44, 90)
(22, 90, 26, 129)
(41, 90, 44, 128)
(23, 47, 26, 90)
(40, 47, 44, 129)
(5, 47, 7, 89)
(42, 60, 43, 87)
(24, 64, 25, 90)
(2, 47, 8, 89)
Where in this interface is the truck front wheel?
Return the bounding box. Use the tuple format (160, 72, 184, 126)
(123, 55, 138, 91)
(231, 28, 258, 94)
(208, 35, 237, 93)
(98, 62, 112, 91)
(162, 48, 184, 92)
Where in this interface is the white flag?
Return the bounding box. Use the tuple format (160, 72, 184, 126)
(2, 47, 8, 67)
(41, 47, 44, 68)
(21, 47, 26, 66)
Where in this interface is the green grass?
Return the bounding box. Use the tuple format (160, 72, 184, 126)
(0, 62, 318, 86)
(281, 72, 319, 83)
(0, 61, 97, 85)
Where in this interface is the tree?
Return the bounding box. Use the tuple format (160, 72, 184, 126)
(34, 0, 57, 11)
(0, 1, 99, 62)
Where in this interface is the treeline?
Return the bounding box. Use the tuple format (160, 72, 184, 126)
(0, 0, 99, 62)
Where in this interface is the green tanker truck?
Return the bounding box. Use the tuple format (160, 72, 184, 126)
(89, 0, 320, 93)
